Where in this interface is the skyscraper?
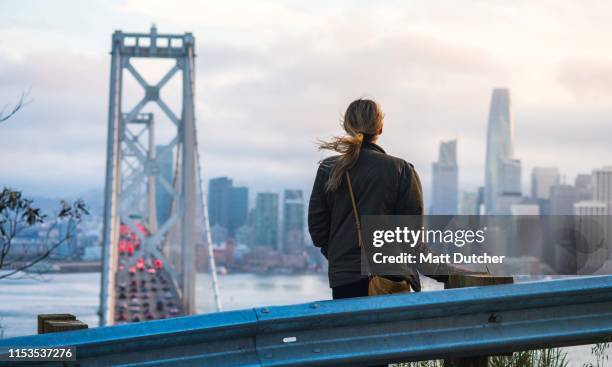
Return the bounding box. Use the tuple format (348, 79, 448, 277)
(531, 167, 560, 200)
(460, 191, 478, 215)
(208, 178, 249, 236)
(550, 184, 581, 215)
(575, 173, 593, 200)
(155, 145, 174, 226)
(229, 186, 248, 234)
(254, 192, 279, 248)
(592, 167, 612, 215)
(593, 167, 612, 204)
(484, 88, 522, 214)
(430, 140, 458, 214)
(283, 189, 305, 254)
(500, 159, 522, 196)
(208, 177, 233, 230)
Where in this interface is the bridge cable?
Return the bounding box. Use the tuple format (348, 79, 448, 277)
(194, 132, 223, 312)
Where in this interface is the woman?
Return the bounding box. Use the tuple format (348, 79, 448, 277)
(308, 98, 448, 300)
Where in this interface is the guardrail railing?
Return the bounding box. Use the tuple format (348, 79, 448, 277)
(2, 276, 612, 366)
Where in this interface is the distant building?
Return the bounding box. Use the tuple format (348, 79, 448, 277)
(247, 207, 256, 227)
(495, 193, 523, 215)
(208, 177, 232, 230)
(210, 224, 229, 246)
(531, 167, 560, 200)
(283, 190, 305, 254)
(460, 191, 478, 215)
(229, 186, 248, 234)
(208, 177, 249, 235)
(476, 186, 485, 215)
(500, 159, 522, 196)
(254, 193, 279, 248)
(511, 203, 540, 215)
(82, 245, 102, 261)
(573, 169, 611, 269)
(155, 145, 174, 226)
(575, 173, 593, 200)
(571, 167, 612, 218)
(430, 140, 458, 214)
(484, 88, 522, 214)
(574, 201, 609, 265)
(550, 184, 581, 215)
(574, 201, 608, 216)
(593, 167, 612, 214)
(510, 202, 542, 258)
(235, 225, 254, 247)
(494, 158, 523, 215)
(55, 221, 78, 259)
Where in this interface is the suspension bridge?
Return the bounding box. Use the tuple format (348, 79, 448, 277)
(99, 25, 221, 326)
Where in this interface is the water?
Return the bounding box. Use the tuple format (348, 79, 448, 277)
(0, 272, 333, 338)
(0, 273, 597, 366)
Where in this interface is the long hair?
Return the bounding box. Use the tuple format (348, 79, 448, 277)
(318, 99, 384, 192)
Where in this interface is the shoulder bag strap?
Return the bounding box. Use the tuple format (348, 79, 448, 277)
(346, 171, 364, 248)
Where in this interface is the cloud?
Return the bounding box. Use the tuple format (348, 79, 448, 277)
(192, 26, 505, 195)
(557, 58, 612, 101)
(1, 0, 611, 202)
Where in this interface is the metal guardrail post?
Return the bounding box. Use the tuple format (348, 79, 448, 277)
(37, 314, 88, 334)
(444, 274, 514, 367)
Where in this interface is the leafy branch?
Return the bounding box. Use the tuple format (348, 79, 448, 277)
(0, 188, 89, 280)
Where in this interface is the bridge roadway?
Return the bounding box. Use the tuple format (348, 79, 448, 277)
(2, 275, 612, 366)
(114, 223, 183, 324)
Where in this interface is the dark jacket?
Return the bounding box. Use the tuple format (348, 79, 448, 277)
(308, 142, 444, 289)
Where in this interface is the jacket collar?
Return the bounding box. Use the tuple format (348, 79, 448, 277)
(362, 141, 386, 154)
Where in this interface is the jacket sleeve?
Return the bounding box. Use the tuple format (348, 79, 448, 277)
(395, 162, 424, 215)
(397, 162, 451, 283)
(308, 164, 331, 258)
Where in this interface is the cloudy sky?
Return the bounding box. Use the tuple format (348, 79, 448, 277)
(1, 0, 611, 203)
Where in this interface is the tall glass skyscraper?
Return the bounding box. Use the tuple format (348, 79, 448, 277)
(229, 186, 249, 234)
(283, 189, 305, 254)
(430, 140, 458, 214)
(484, 88, 522, 214)
(254, 192, 279, 248)
(208, 177, 249, 235)
(208, 177, 233, 229)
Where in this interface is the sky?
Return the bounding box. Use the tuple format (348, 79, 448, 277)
(1, 0, 612, 203)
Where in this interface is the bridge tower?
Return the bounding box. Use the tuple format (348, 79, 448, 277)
(100, 26, 221, 326)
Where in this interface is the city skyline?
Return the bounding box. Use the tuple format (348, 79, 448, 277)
(2, 1, 612, 202)
(206, 176, 306, 246)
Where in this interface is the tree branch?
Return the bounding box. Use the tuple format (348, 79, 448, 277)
(0, 220, 76, 280)
(0, 189, 88, 279)
(0, 90, 31, 123)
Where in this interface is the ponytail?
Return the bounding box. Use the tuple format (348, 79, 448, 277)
(318, 133, 364, 192)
